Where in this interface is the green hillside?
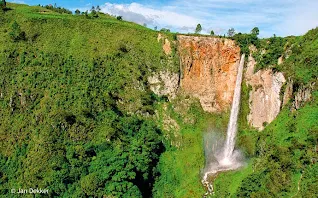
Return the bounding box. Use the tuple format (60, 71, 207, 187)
(0, 3, 181, 197)
(0, 3, 317, 198)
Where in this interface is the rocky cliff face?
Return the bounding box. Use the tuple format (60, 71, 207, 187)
(177, 35, 241, 112)
(148, 71, 179, 99)
(282, 78, 315, 110)
(152, 35, 313, 130)
(245, 55, 286, 130)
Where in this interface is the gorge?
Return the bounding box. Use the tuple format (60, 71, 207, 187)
(0, 4, 317, 197)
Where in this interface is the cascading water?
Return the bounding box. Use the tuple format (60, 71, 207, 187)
(203, 54, 245, 187)
(220, 53, 245, 165)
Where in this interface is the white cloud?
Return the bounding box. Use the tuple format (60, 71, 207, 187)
(100, 3, 199, 31)
(10, 0, 26, 4)
(273, 0, 318, 36)
(74, 0, 318, 37)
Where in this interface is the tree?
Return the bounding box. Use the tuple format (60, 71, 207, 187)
(91, 10, 97, 17)
(210, 30, 215, 35)
(227, 27, 235, 37)
(90, 6, 98, 17)
(251, 27, 259, 36)
(116, 16, 123, 21)
(143, 23, 147, 27)
(75, 9, 80, 15)
(160, 28, 170, 32)
(0, 0, 6, 9)
(96, 5, 101, 12)
(195, 24, 202, 34)
(237, 173, 266, 197)
(154, 26, 158, 31)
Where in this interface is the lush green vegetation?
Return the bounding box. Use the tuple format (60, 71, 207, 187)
(0, 3, 178, 197)
(277, 28, 318, 84)
(233, 32, 260, 55)
(229, 92, 317, 198)
(0, 3, 317, 198)
(253, 35, 288, 71)
(234, 27, 317, 85)
(153, 97, 230, 197)
(41, 4, 72, 15)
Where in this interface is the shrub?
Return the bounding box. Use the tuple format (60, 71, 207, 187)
(0, 0, 6, 9)
(9, 21, 26, 41)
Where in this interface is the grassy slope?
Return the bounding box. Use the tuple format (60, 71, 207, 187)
(1, 3, 166, 65)
(0, 3, 184, 197)
(0, 3, 215, 198)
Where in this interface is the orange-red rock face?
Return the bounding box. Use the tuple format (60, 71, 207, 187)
(178, 35, 241, 112)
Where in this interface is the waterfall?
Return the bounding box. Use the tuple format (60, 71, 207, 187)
(202, 54, 245, 184)
(221, 53, 245, 164)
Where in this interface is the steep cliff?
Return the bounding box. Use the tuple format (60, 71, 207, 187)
(178, 35, 241, 112)
(283, 81, 316, 110)
(176, 36, 287, 130)
(153, 33, 315, 131)
(245, 55, 286, 130)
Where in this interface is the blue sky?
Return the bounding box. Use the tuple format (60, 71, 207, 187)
(9, 0, 318, 37)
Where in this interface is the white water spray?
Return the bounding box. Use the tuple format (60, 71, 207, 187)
(203, 54, 245, 183)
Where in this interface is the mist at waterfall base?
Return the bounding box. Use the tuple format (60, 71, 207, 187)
(202, 130, 245, 181)
(202, 54, 246, 182)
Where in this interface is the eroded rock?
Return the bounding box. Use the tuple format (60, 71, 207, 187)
(158, 33, 172, 55)
(245, 55, 286, 130)
(178, 35, 241, 112)
(293, 83, 314, 110)
(148, 71, 179, 99)
(163, 38, 172, 55)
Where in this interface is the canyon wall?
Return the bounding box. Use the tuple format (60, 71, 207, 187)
(177, 35, 241, 112)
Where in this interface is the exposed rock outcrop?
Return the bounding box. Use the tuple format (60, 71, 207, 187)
(148, 71, 179, 99)
(163, 39, 172, 55)
(278, 56, 284, 65)
(158, 33, 172, 55)
(283, 79, 293, 106)
(245, 55, 286, 130)
(178, 35, 241, 112)
(282, 79, 315, 110)
(157, 33, 163, 42)
(292, 83, 315, 110)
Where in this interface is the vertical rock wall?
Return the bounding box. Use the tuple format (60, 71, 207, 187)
(153, 35, 312, 131)
(178, 35, 241, 112)
(245, 55, 286, 130)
